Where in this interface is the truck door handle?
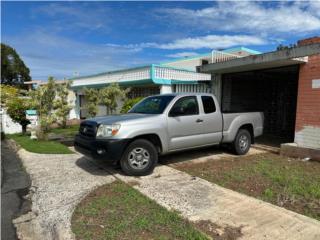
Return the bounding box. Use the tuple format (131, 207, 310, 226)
(196, 119, 204, 123)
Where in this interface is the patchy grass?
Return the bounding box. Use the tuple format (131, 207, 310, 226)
(174, 153, 320, 221)
(72, 181, 209, 240)
(8, 134, 73, 154)
(50, 125, 79, 138)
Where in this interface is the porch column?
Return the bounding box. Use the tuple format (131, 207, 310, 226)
(212, 74, 222, 104)
(160, 85, 173, 94)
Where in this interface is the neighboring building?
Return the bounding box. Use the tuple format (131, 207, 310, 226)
(199, 37, 320, 152)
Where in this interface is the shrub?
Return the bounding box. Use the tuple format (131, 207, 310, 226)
(120, 97, 143, 113)
(6, 97, 31, 134)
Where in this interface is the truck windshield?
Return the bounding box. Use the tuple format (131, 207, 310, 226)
(129, 95, 175, 114)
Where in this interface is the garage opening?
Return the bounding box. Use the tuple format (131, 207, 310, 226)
(221, 65, 299, 146)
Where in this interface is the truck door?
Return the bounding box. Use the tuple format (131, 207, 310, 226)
(199, 95, 223, 144)
(167, 96, 205, 150)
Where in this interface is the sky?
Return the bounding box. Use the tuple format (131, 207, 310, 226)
(2, 1, 320, 80)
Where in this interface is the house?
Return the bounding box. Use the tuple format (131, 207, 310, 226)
(70, 47, 258, 119)
(68, 37, 320, 157)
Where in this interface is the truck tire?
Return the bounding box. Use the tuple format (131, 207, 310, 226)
(233, 129, 251, 155)
(120, 139, 158, 176)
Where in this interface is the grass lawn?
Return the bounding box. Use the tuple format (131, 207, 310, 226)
(8, 134, 73, 154)
(72, 181, 210, 240)
(174, 153, 320, 221)
(50, 124, 79, 138)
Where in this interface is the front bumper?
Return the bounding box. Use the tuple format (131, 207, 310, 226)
(74, 134, 129, 163)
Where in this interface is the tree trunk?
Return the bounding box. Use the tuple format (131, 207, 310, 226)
(22, 125, 27, 135)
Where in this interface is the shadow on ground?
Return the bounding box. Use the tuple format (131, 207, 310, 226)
(75, 145, 231, 177)
(159, 145, 228, 165)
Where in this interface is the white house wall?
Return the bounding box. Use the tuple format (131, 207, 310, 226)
(1, 109, 22, 134)
(72, 67, 150, 87)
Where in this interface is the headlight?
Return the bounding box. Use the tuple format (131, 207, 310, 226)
(96, 124, 121, 137)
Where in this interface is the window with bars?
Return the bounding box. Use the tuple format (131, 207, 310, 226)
(128, 87, 160, 98)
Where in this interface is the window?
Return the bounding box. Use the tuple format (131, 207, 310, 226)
(201, 96, 216, 114)
(129, 95, 174, 114)
(169, 96, 199, 116)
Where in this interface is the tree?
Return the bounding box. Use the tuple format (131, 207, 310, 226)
(0, 85, 19, 106)
(120, 97, 143, 113)
(6, 97, 30, 134)
(29, 77, 56, 139)
(83, 88, 100, 118)
(99, 83, 128, 114)
(53, 81, 73, 128)
(1, 43, 31, 86)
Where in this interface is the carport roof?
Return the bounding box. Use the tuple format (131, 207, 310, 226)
(199, 43, 320, 74)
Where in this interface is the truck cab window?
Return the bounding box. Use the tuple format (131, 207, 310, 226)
(169, 96, 199, 116)
(201, 96, 216, 113)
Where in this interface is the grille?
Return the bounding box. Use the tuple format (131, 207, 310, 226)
(79, 121, 97, 138)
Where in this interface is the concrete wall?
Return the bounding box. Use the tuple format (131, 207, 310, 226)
(295, 37, 320, 149)
(0, 109, 22, 134)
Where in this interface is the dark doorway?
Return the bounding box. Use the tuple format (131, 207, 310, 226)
(221, 65, 299, 145)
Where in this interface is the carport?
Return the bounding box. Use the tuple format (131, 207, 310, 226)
(221, 65, 299, 144)
(199, 42, 320, 146)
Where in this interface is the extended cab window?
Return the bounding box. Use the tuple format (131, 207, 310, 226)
(169, 96, 199, 116)
(201, 96, 216, 114)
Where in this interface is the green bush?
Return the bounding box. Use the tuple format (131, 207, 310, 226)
(120, 97, 143, 113)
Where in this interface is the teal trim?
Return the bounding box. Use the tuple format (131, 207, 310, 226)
(71, 79, 153, 90)
(171, 80, 198, 84)
(150, 64, 155, 79)
(152, 78, 198, 85)
(71, 64, 210, 90)
(26, 110, 37, 115)
(152, 77, 172, 85)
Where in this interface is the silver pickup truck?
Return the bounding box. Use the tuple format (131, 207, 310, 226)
(75, 93, 263, 176)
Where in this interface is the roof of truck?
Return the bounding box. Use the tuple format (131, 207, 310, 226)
(156, 92, 213, 97)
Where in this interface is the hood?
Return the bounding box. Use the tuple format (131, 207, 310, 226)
(86, 113, 159, 125)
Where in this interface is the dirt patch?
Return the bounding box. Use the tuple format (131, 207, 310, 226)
(175, 153, 320, 221)
(195, 220, 243, 240)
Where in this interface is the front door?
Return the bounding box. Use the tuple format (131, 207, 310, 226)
(167, 96, 203, 151)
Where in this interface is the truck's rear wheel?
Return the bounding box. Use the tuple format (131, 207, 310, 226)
(120, 139, 158, 176)
(233, 129, 251, 155)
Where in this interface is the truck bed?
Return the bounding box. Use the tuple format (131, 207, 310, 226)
(222, 112, 264, 143)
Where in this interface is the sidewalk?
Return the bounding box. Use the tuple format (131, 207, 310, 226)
(12, 142, 320, 240)
(93, 160, 320, 240)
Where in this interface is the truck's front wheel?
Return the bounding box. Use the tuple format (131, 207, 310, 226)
(120, 139, 158, 176)
(233, 129, 251, 155)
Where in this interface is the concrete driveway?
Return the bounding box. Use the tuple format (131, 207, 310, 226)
(11, 142, 320, 240)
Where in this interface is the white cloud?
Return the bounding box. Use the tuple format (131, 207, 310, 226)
(106, 34, 266, 50)
(157, 1, 320, 35)
(157, 34, 266, 50)
(166, 52, 200, 58)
